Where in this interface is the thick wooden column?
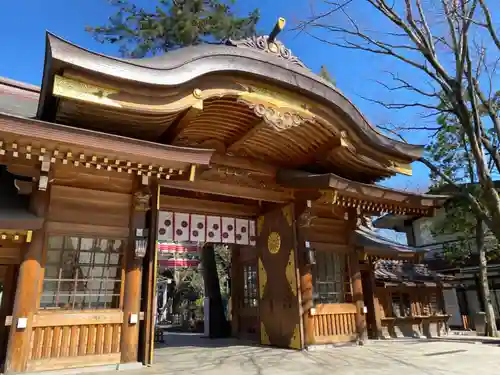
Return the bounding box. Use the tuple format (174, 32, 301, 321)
(5, 187, 50, 373)
(349, 252, 368, 343)
(345, 208, 367, 343)
(295, 201, 314, 347)
(139, 180, 159, 365)
(363, 261, 382, 338)
(121, 179, 150, 363)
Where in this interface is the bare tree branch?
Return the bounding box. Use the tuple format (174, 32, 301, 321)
(478, 0, 500, 50)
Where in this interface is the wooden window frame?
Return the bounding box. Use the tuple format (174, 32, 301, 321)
(39, 232, 127, 311)
(390, 290, 412, 318)
(313, 251, 352, 305)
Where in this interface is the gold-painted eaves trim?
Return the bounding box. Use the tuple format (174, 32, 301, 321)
(53, 75, 121, 108)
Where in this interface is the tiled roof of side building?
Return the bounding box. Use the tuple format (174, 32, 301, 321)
(374, 259, 455, 284)
(0, 77, 40, 118)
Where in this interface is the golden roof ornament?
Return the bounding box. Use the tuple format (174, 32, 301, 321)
(226, 18, 308, 69)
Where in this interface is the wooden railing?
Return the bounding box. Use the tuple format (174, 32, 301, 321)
(25, 311, 123, 372)
(310, 303, 357, 344)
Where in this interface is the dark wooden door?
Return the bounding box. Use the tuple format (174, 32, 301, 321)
(0, 265, 18, 371)
(257, 204, 302, 349)
(361, 269, 377, 338)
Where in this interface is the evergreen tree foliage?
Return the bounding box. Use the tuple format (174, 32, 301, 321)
(87, 0, 260, 57)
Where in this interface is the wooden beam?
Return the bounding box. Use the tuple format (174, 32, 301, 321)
(227, 120, 267, 153)
(159, 195, 260, 217)
(159, 179, 293, 203)
(307, 137, 342, 164)
(158, 107, 202, 144)
(210, 153, 277, 177)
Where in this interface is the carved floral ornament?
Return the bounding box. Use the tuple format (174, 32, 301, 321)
(134, 191, 151, 212)
(237, 98, 309, 131)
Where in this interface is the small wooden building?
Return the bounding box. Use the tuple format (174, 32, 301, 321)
(0, 23, 448, 373)
(340, 224, 454, 340)
(371, 258, 453, 339)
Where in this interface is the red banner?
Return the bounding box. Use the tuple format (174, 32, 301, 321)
(158, 242, 199, 254)
(158, 259, 200, 268)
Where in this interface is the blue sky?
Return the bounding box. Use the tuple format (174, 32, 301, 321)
(0, 0, 433, 193)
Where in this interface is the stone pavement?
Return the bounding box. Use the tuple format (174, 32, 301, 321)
(111, 333, 500, 375)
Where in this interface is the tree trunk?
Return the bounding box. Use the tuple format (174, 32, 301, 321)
(201, 243, 231, 338)
(476, 219, 499, 337)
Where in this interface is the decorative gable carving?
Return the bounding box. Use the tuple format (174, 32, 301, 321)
(226, 35, 307, 69)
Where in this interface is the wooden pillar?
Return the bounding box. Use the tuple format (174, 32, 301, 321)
(230, 246, 241, 337)
(139, 180, 159, 365)
(349, 252, 368, 343)
(0, 265, 18, 368)
(367, 262, 383, 338)
(295, 201, 314, 347)
(299, 261, 314, 346)
(121, 179, 150, 363)
(5, 187, 50, 373)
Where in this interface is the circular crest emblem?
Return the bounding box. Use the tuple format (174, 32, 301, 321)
(267, 232, 281, 254)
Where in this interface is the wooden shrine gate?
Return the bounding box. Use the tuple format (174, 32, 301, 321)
(257, 204, 303, 349)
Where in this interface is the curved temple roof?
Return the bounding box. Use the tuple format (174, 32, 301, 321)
(38, 33, 424, 181)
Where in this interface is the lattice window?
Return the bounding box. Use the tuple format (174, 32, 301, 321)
(243, 263, 258, 307)
(313, 251, 351, 304)
(428, 292, 439, 314)
(40, 236, 125, 310)
(391, 292, 412, 317)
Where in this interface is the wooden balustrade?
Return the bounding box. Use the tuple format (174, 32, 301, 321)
(25, 311, 123, 372)
(310, 303, 358, 344)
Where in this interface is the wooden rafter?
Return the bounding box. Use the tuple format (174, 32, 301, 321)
(227, 119, 267, 153)
(158, 105, 203, 144)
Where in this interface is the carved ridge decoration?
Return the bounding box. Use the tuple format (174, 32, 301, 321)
(285, 249, 297, 297)
(226, 35, 308, 69)
(258, 257, 267, 299)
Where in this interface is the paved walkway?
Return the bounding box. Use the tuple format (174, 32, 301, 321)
(115, 333, 500, 375)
